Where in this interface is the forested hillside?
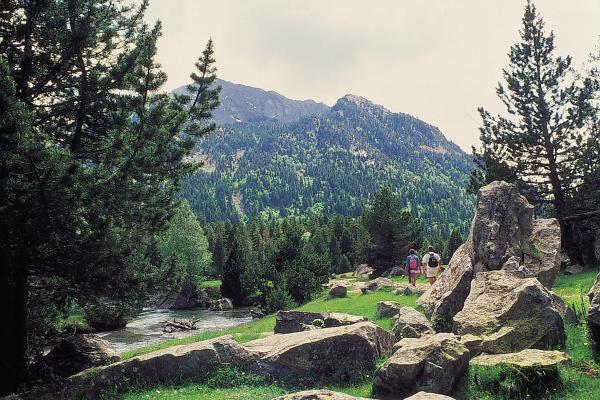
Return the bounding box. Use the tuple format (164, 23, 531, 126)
(180, 90, 474, 238)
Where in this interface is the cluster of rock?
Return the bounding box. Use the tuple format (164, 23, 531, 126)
(274, 310, 368, 333)
(417, 181, 570, 355)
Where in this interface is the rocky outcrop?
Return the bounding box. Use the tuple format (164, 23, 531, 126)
(453, 271, 565, 354)
(45, 334, 118, 377)
(246, 322, 394, 382)
(353, 264, 374, 279)
(360, 278, 393, 294)
(376, 301, 403, 318)
(209, 297, 234, 311)
(418, 181, 562, 328)
(273, 390, 369, 399)
(329, 284, 348, 298)
(274, 311, 366, 333)
(587, 273, 600, 343)
(373, 333, 469, 398)
(391, 307, 433, 340)
(62, 336, 254, 399)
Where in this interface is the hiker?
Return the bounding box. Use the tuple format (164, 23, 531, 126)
(422, 245, 442, 285)
(405, 249, 420, 286)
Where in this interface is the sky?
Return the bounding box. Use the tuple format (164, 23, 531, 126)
(145, 1, 600, 151)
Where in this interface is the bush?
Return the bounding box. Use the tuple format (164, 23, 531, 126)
(265, 286, 296, 313)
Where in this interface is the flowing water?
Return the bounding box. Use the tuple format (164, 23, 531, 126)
(96, 308, 253, 354)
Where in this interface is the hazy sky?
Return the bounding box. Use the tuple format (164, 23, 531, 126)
(145, 1, 600, 151)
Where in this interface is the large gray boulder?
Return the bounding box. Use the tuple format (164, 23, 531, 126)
(372, 333, 469, 398)
(453, 271, 565, 354)
(586, 273, 600, 343)
(62, 335, 254, 399)
(418, 181, 562, 329)
(353, 264, 374, 278)
(274, 311, 366, 333)
(329, 284, 348, 298)
(45, 334, 118, 377)
(209, 297, 234, 311)
(391, 307, 433, 340)
(273, 390, 369, 399)
(245, 322, 394, 383)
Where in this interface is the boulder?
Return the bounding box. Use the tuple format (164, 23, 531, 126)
(360, 277, 393, 294)
(250, 308, 265, 319)
(458, 334, 483, 356)
(273, 390, 369, 400)
(564, 264, 584, 275)
(523, 218, 562, 288)
(419, 181, 562, 328)
(209, 297, 234, 311)
(376, 301, 403, 318)
(45, 334, 119, 377)
(62, 335, 254, 399)
(329, 284, 348, 298)
(274, 311, 366, 333)
(245, 322, 394, 383)
(551, 293, 579, 325)
(404, 392, 456, 400)
(470, 350, 569, 395)
(353, 264, 374, 278)
(391, 307, 433, 340)
(403, 284, 428, 296)
(153, 281, 202, 310)
(373, 333, 469, 398)
(586, 272, 600, 343)
(381, 266, 405, 278)
(453, 271, 565, 354)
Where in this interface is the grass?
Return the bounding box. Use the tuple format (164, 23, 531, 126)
(202, 279, 222, 289)
(119, 270, 600, 400)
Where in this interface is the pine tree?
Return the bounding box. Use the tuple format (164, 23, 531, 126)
(220, 225, 253, 305)
(472, 1, 597, 257)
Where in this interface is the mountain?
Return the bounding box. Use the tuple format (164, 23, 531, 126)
(173, 78, 329, 125)
(179, 82, 474, 238)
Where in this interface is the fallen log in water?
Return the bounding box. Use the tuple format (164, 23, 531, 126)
(163, 318, 199, 333)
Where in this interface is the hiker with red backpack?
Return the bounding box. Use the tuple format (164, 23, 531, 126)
(405, 249, 420, 286)
(422, 245, 442, 285)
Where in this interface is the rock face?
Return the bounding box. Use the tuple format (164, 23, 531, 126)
(373, 333, 469, 398)
(329, 284, 348, 298)
(274, 311, 367, 333)
(418, 181, 562, 329)
(376, 301, 403, 318)
(360, 277, 393, 294)
(273, 390, 369, 400)
(391, 307, 433, 340)
(353, 264, 374, 278)
(209, 297, 234, 311)
(453, 271, 565, 354)
(246, 322, 394, 382)
(586, 273, 600, 343)
(45, 334, 118, 377)
(62, 336, 254, 399)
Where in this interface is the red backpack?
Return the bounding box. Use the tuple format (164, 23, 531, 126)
(408, 255, 419, 271)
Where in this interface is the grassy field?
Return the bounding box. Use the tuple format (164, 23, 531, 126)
(120, 270, 600, 400)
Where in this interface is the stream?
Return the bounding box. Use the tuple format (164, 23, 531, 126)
(96, 308, 253, 354)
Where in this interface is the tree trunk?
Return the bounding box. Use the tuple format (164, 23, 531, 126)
(0, 252, 28, 395)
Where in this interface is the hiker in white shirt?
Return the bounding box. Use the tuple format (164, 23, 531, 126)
(421, 245, 442, 285)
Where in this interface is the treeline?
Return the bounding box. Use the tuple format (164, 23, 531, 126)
(187, 186, 464, 312)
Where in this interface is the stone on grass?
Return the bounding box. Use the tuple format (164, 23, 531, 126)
(373, 333, 469, 398)
(360, 277, 393, 294)
(381, 266, 405, 278)
(587, 272, 600, 343)
(45, 334, 118, 377)
(376, 301, 403, 318)
(275, 311, 367, 333)
(273, 390, 369, 399)
(564, 264, 584, 275)
(245, 322, 394, 383)
(453, 271, 565, 354)
(329, 284, 348, 298)
(391, 307, 433, 340)
(470, 349, 569, 369)
(62, 336, 254, 399)
(323, 313, 367, 327)
(353, 264, 374, 278)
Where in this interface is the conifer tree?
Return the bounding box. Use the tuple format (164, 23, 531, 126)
(472, 1, 597, 256)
